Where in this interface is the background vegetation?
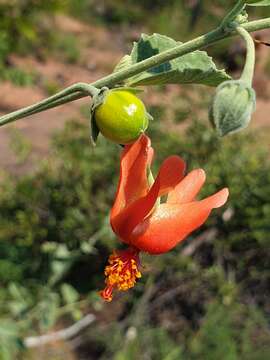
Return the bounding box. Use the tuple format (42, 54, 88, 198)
(0, 1, 269, 359)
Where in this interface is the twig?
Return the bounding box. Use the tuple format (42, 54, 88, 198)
(150, 228, 218, 309)
(150, 284, 186, 310)
(181, 228, 218, 257)
(0, 16, 270, 127)
(23, 313, 96, 348)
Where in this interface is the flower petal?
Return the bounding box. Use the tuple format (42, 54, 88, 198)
(129, 188, 229, 254)
(111, 134, 153, 232)
(167, 169, 206, 204)
(111, 155, 186, 240)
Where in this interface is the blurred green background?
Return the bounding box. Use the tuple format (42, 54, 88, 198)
(0, 1, 270, 359)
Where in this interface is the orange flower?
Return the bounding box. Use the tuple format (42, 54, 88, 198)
(100, 135, 229, 301)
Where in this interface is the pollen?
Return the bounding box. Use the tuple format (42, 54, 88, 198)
(100, 248, 141, 302)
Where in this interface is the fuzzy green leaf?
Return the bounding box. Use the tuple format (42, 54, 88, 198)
(116, 33, 231, 87)
(113, 55, 132, 73)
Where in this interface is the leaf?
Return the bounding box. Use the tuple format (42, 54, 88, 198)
(247, 0, 270, 6)
(61, 283, 79, 304)
(39, 293, 60, 330)
(115, 33, 231, 87)
(8, 283, 30, 316)
(0, 321, 18, 339)
(71, 309, 83, 321)
(48, 244, 75, 285)
(0, 321, 20, 360)
(113, 55, 132, 73)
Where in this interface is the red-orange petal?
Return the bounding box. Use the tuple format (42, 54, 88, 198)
(111, 134, 153, 233)
(111, 155, 186, 240)
(167, 169, 206, 204)
(128, 188, 229, 254)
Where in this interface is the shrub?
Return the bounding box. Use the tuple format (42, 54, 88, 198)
(0, 113, 269, 358)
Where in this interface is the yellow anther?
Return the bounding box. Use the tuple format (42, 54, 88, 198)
(100, 248, 142, 302)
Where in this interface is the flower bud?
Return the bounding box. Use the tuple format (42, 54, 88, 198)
(92, 89, 150, 145)
(209, 80, 256, 136)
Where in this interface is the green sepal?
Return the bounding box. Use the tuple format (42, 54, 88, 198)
(89, 87, 109, 145)
(148, 167, 155, 187)
(209, 80, 256, 137)
(112, 86, 144, 94)
(148, 167, 160, 209)
(147, 112, 154, 121)
(90, 115, 100, 145)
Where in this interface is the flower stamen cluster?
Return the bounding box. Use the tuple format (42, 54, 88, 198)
(100, 248, 141, 302)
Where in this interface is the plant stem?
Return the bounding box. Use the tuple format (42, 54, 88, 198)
(91, 17, 269, 90)
(221, 0, 246, 29)
(23, 92, 85, 118)
(0, 17, 269, 127)
(0, 83, 98, 126)
(236, 26, 256, 86)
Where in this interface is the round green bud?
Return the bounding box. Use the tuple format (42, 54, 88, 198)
(209, 80, 256, 136)
(94, 89, 149, 144)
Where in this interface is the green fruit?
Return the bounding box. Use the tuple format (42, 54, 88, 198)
(94, 89, 149, 144)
